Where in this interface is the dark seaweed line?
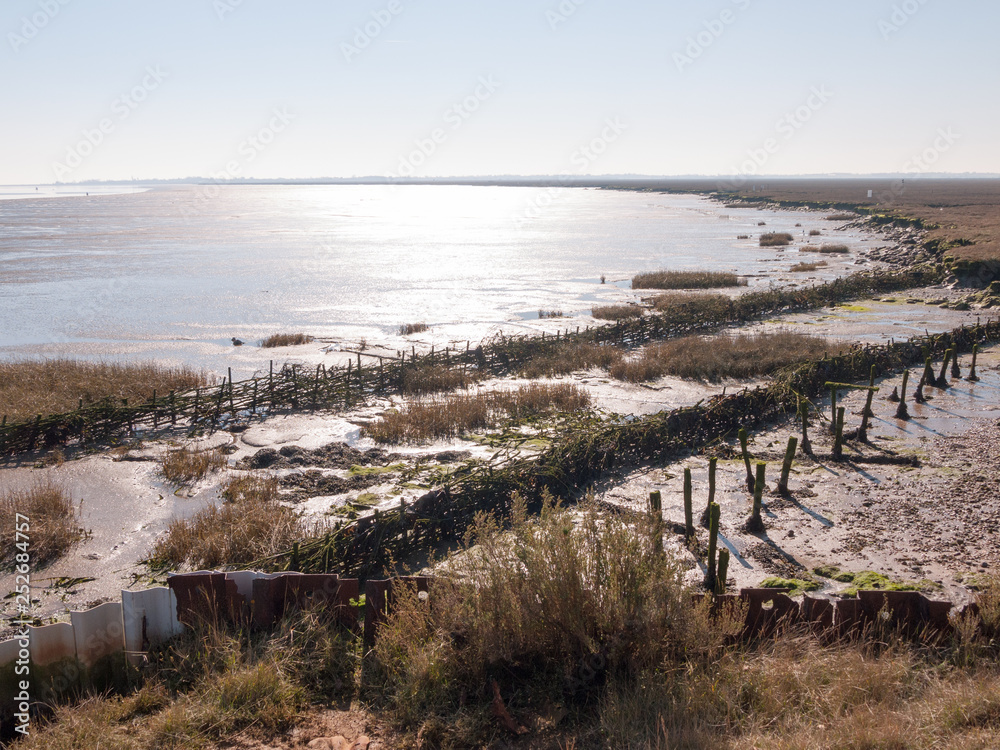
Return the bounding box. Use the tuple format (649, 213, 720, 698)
(255, 316, 999, 578)
(0, 267, 938, 456)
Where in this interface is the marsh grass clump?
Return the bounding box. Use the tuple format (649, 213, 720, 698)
(826, 212, 857, 221)
(809, 229, 822, 236)
(160, 447, 227, 485)
(519, 341, 623, 378)
(400, 362, 478, 396)
(371, 494, 726, 743)
(632, 270, 746, 290)
(789, 260, 828, 273)
(759, 232, 794, 247)
(0, 480, 85, 569)
(363, 383, 590, 443)
(538, 309, 565, 319)
(818, 244, 850, 254)
(259, 332, 314, 348)
(0, 359, 208, 422)
(609, 331, 840, 383)
(592, 304, 645, 321)
(398, 322, 429, 336)
(148, 475, 304, 570)
(651, 292, 733, 322)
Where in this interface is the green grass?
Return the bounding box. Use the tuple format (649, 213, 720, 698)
(632, 270, 747, 290)
(760, 576, 822, 597)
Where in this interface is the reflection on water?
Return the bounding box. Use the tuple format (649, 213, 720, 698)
(0, 184, 878, 378)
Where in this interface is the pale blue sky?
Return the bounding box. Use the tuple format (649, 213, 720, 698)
(1, 0, 997, 183)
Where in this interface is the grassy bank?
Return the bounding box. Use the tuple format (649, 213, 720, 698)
(0, 481, 85, 570)
(0, 359, 208, 423)
(16, 500, 1000, 749)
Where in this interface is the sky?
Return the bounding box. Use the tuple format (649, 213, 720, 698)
(1, 0, 997, 183)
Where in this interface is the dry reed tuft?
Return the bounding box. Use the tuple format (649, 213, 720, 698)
(148, 475, 304, 570)
(632, 270, 746, 290)
(538, 310, 565, 319)
(0, 480, 86, 568)
(818, 243, 850, 254)
(759, 232, 794, 247)
(789, 260, 829, 272)
(809, 229, 822, 236)
(398, 322, 429, 336)
(592, 304, 645, 321)
(363, 383, 590, 443)
(826, 212, 857, 221)
(650, 292, 733, 322)
(609, 331, 840, 382)
(160, 447, 227, 484)
(259, 332, 314, 348)
(0, 359, 208, 422)
(518, 342, 623, 379)
(400, 362, 478, 396)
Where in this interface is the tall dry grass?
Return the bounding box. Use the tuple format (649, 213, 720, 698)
(0, 480, 86, 569)
(0, 359, 208, 422)
(398, 322, 429, 336)
(259, 332, 314, 348)
(790, 260, 828, 272)
(160, 447, 227, 484)
(592, 304, 645, 321)
(147, 475, 304, 570)
(519, 342, 624, 379)
(609, 331, 840, 382)
(759, 232, 794, 247)
(363, 383, 590, 443)
(632, 270, 746, 290)
(400, 362, 479, 396)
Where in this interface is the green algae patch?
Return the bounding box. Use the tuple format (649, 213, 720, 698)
(760, 576, 822, 597)
(814, 566, 933, 598)
(348, 463, 406, 477)
(835, 304, 872, 313)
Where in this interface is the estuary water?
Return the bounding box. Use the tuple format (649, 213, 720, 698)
(0, 184, 878, 379)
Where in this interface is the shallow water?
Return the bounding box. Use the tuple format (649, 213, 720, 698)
(0, 184, 878, 379)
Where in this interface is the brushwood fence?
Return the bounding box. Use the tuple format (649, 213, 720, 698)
(256, 316, 1000, 578)
(0, 267, 939, 456)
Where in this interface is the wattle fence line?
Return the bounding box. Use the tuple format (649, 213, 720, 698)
(255, 315, 1000, 578)
(0, 268, 939, 456)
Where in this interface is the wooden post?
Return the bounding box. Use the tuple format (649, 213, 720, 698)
(739, 427, 753, 493)
(649, 490, 663, 554)
(193, 388, 200, 422)
(251, 380, 257, 413)
(829, 385, 838, 432)
(151, 389, 157, 429)
(269, 360, 274, 405)
(170, 391, 176, 425)
(859, 387, 876, 441)
(746, 462, 765, 532)
(935, 350, 953, 388)
(716, 548, 730, 596)
(799, 399, 812, 455)
(778, 436, 797, 495)
(967, 344, 980, 381)
(701, 457, 717, 527)
(706, 502, 720, 591)
(683, 468, 694, 542)
(227, 368, 234, 412)
(894, 370, 910, 420)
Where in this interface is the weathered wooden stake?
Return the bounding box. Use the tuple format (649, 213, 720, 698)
(778, 436, 797, 495)
(894, 370, 910, 420)
(716, 548, 730, 596)
(683, 468, 694, 542)
(706, 502, 720, 590)
(967, 344, 980, 381)
(859, 386, 876, 441)
(829, 385, 838, 432)
(951, 350, 961, 379)
(747, 462, 766, 532)
(701, 457, 717, 527)
(799, 399, 812, 455)
(649, 490, 663, 554)
(935, 350, 953, 388)
(739, 427, 754, 493)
